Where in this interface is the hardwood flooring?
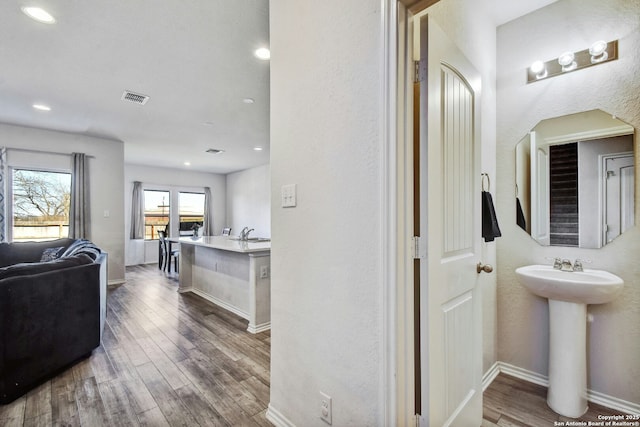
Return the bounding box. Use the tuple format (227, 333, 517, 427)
(0, 264, 627, 426)
(483, 373, 625, 427)
(0, 264, 272, 427)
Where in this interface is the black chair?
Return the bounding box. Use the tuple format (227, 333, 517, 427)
(158, 231, 179, 273)
(222, 227, 232, 236)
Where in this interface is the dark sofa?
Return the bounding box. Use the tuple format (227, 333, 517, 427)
(0, 238, 107, 404)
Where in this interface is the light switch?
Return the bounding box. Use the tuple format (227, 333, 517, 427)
(281, 184, 297, 208)
(103, 210, 110, 218)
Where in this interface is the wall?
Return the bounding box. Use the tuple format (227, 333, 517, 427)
(269, 0, 384, 425)
(416, 0, 500, 375)
(497, 0, 640, 405)
(226, 164, 270, 238)
(124, 164, 226, 266)
(0, 123, 125, 283)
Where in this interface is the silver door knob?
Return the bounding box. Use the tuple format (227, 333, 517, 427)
(477, 262, 493, 274)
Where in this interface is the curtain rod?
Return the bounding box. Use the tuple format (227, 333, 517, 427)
(6, 147, 95, 158)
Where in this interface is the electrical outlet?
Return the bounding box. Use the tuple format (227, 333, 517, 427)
(320, 392, 332, 424)
(281, 184, 297, 208)
(260, 265, 269, 279)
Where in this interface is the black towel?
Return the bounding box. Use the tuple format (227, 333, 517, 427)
(482, 191, 501, 242)
(516, 197, 527, 231)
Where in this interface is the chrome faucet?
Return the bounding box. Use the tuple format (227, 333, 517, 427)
(560, 259, 574, 272)
(551, 257, 589, 272)
(239, 227, 254, 241)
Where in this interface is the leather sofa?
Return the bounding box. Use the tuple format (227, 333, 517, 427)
(0, 238, 107, 404)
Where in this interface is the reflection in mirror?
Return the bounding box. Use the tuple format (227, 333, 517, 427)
(515, 109, 635, 248)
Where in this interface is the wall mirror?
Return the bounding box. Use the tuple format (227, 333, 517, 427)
(515, 109, 635, 248)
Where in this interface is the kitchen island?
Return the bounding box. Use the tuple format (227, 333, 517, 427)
(171, 236, 271, 333)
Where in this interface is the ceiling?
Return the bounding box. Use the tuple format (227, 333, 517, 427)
(0, 1, 555, 175)
(0, 1, 270, 174)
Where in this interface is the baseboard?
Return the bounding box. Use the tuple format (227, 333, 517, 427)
(484, 361, 640, 415)
(189, 288, 249, 321)
(247, 322, 271, 334)
(107, 279, 126, 287)
(266, 404, 296, 427)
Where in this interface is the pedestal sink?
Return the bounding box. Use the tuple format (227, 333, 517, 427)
(515, 265, 624, 418)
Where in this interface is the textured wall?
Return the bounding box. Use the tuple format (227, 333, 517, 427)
(269, 0, 383, 425)
(497, 0, 640, 404)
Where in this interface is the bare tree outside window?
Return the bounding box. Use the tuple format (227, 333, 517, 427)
(12, 169, 71, 241)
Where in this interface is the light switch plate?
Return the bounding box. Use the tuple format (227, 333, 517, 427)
(281, 184, 297, 208)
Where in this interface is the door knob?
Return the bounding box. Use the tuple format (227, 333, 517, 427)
(477, 262, 493, 274)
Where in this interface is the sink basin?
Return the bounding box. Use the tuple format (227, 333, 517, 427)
(515, 264, 623, 305)
(515, 264, 624, 418)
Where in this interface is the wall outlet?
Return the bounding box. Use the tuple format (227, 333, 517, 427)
(320, 392, 332, 424)
(260, 265, 269, 279)
(281, 184, 297, 208)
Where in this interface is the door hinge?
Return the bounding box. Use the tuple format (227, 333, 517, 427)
(412, 236, 425, 259)
(414, 59, 427, 83)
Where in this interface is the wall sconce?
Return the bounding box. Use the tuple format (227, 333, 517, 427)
(527, 40, 618, 84)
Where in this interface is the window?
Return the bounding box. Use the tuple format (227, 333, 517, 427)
(12, 169, 71, 242)
(144, 190, 170, 240)
(179, 192, 205, 235)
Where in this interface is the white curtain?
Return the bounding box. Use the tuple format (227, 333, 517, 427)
(0, 147, 6, 242)
(130, 181, 144, 239)
(203, 186, 213, 236)
(69, 152, 89, 239)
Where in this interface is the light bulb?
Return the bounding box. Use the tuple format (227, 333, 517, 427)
(589, 40, 608, 63)
(530, 61, 547, 79)
(558, 52, 577, 72)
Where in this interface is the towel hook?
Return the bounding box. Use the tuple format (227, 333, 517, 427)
(481, 173, 490, 192)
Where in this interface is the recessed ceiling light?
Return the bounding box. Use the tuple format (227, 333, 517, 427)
(243, 98, 255, 104)
(184, 161, 191, 166)
(253, 147, 263, 151)
(32, 104, 51, 111)
(21, 6, 56, 24)
(254, 48, 270, 60)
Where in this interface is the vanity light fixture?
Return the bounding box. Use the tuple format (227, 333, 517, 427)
(526, 40, 618, 84)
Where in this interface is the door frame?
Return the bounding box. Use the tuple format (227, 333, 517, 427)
(381, 1, 439, 425)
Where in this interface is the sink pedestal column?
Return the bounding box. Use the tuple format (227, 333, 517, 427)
(547, 300, 588, 418)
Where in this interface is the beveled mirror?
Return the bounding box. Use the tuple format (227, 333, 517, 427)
(515, 109, 635, 248)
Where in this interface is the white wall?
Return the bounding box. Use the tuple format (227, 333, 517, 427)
(269, 1, 384, 425)
(0, 123, 125, 283)
(226, 164, 270, 238)
(124, 164, 226, 266)
(497, 0, 640, 404)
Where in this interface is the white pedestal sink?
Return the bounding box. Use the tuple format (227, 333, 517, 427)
(515, 265, 624, 418)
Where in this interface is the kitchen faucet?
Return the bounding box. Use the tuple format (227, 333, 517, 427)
(239, 227, 254, 241)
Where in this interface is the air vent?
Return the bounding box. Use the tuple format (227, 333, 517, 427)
(206, 149, 225, 154)
(121, 90, 149, 105)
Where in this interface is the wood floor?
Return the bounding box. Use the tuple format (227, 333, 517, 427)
(0, 264, 272, 427)
(483, 373, 624, 427)
(0, 264, 626, 426)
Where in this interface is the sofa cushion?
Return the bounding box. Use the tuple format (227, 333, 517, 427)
(0, 238, 76, 267)
(40, 246, 66, 262)
(0, 254, 94, 281)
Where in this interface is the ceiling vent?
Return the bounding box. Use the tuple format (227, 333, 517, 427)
(121, 90, 149, 105)
(206, 148, 225, 154)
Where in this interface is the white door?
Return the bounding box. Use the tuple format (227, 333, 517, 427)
(418, 15, 483, 426)
(604, 154, 635, 244)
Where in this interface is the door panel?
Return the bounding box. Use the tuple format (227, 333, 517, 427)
(418, 15, 482, 426)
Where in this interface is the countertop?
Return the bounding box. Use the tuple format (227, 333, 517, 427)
(168, 236, 271, 254)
